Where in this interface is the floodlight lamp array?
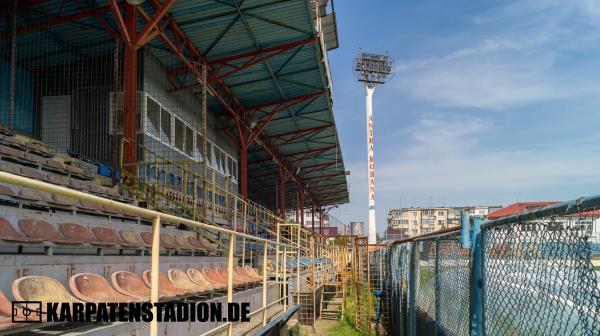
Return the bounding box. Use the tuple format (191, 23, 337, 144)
(353, 53, 394, 86)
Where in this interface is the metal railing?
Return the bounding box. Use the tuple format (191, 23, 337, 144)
(0, 171, 341, 336)
(384, 195, 600, 336)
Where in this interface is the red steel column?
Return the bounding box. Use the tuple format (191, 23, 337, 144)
(123, 3, 137, 173)
(319, 207, 324, 235)
(311, 206, 315, 232)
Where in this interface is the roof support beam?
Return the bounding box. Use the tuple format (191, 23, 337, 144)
(248, 145, 336, 165)
(166, 36, 316, 92)
(137, 0, 318, 205)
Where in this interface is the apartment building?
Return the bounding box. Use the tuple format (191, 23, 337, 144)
(387, 207, 462, 237)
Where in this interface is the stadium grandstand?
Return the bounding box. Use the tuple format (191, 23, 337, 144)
(0, 0, 349, 335)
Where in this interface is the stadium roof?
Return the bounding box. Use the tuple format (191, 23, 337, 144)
(1, 0, 349, 209)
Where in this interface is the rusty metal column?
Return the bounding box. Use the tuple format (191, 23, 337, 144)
(311, 206, 315, 232)
(123, 3, 138, 173)
(278, 167, 286, 217)
(150, 216, 161, 336)
(319, 207, 324, 235)
(299, 188, 305, 227)
(240, 145, 248, 198)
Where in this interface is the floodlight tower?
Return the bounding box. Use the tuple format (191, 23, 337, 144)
(353, 52, 394, 244)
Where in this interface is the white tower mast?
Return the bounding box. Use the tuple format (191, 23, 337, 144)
(353, 53, 394, 244)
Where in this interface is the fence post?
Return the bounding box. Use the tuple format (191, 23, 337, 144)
(150, 216, 161, 336)
(262, 241, 268, 326)
(408, 242, 417, 336)
(227, 233, 236, 336)
(470, 216, 485, 336)
(434, 238, 441, 335)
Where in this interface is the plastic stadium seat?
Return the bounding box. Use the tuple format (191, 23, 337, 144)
(0, 161, 20, 174)
(119, 230, 150, 247)
(59, 223, 114, 246)
(0, 290, 18, 330)
(217, 267, 246, 285)
(141, 270, 190, 296)
(0, 145, 23, 159)
(18, 219, 82, 244)
(91, 227, 136, 247)
(111, 271, 163, 301)
(12, 276, 81, 309)
(45, 159, 66, 171)
(175, 235, 200, 252)
(46, 173, 69, 186)
(0, 217, 43, 243)
(0, 185, 15, 197)
(23, 152, 44, 164)
(186, 269, 225, 290)
(70, 273, 139, 304)
(186, 236, 207, 250)
(69, 179, 88, 190)
(201, 267, 228, 286)
(236, 266, 262, 282)
(49, 194, 78, 207)
(16, 189, 44, 202)
(78, 200, 104, 212)
(88, 184, 107, 195)
(199, 237, 219, 252)
(167, 268, 212, 294)
(20, 167, 46, 181)
(140, 232, 177, 249)
(65, 164, 84, 175)
(245, 266, 263, 279)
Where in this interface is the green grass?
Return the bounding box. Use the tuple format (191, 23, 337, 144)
(325, 287, 369, 336)
(594, 266, 600, 271)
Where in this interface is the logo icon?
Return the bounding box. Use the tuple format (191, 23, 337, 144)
(12, 301, 42, 323)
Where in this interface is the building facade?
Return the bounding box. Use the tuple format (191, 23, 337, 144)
(387, 207, 462, 237)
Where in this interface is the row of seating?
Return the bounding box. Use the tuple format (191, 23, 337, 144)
(0, 159, 130, 203)
(0, 266, 264, 330)
(0, 217, 218, 254)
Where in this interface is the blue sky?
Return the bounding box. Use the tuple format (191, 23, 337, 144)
(327, 0, 600, 234)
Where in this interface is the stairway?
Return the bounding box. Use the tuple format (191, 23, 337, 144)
(319, 273, 344, 320)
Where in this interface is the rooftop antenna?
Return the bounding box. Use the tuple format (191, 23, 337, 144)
(354, 51, 394, 244)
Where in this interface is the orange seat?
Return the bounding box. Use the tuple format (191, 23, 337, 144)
(20, 167, 45, 180)
(186, 268, 225, 289)
(142, 270, 190, 296)
(175, 235, 198, 251)
(236, 266, 261, 282)
(0, 290, 31, 330)
(201, 268, 225, 285)
(0, 217, 42, 243)
(217, 267, 247, 285)
(49, 194, 78, 207)
(92, 227, 136, 247)
(167, 268, 212, 294)
(119, 230, 149, 247)
(140, 232, 177, 249)
(45, 159, 66, 171)
(12, 276, 81, 310)
(70, 273, 139, 304)
(59, 223, 113, 246)
(111, 271, 151, 301)
(19, 219, 82, 244)
(0, 161, 20, 174)
(0, 185, 15, 197)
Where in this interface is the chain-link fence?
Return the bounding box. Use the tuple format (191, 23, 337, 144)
(384, 195, 600, 336)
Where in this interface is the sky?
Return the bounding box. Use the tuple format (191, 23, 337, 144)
(327, 0, 600, 234)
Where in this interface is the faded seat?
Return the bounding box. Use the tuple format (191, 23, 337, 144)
(217, 267, 246, 285)
(70, 273, 139, 304)
(78, 200, 104, 212)
(49, 194, 78, 207)
(65, 164, 84, 175)
(111, 271, 171, 301)
(92, 227, 137, 247)
(16, 189, 46, 202)
(0, 290, 28, 330)
(199, 237, 219, 252)
(0, 161, 20, 174)
(69, 179, 88, 190)
(167, 268, 211, 294)
(0, 145, 23, 159)
(236, 266, 262, 282)
(59, 223, 113, 246)
(0, 185, 16, 197)
(186, 269, 225, 290)
(0, 217, 43, 243)
(46, 173, 69, 186)
(45, 159, 66, 171)
(12, 276, 81, 310)
(175, 235, 200, 252)
(140, 232, 177, 249)
(142, 270, 190, 296)
(18, 219, 82, 244)
(245, 266, 263, 279)
(20, 167, 46, 180)
(119, 230, 150, 247)
(201, 267, 228, 286)
(88, 184, 107, 195)
(23, 152, 44, 164)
